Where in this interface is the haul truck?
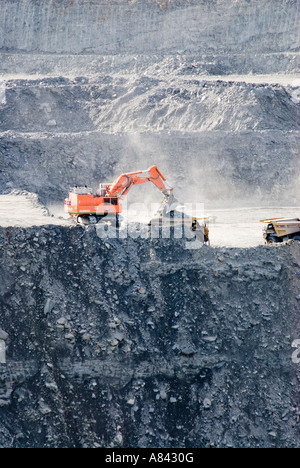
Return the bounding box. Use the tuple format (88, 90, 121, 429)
(261, 217, 300, 244)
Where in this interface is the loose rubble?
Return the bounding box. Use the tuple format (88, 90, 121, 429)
(0, 225, 299, 447)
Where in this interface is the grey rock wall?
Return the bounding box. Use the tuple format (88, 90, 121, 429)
(0, 76, 299, 206)
(0, 0, 299, 56)
(0, 225, 300, 447)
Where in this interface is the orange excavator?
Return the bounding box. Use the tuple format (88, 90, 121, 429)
(64, 165, 173, 225)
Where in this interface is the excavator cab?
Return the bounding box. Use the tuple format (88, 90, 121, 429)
(96, 184, 111, 197)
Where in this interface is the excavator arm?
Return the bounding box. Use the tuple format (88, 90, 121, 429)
(106, 165, 173, 200)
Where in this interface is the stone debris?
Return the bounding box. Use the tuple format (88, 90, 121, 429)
(0, 227, 299, 448)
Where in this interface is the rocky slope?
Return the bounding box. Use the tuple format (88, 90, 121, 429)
(0, 75, 299, 206)
(0, 225, 300, 448)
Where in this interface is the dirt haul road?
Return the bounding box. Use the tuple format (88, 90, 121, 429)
(1, 193, 300, 248)
(0, 193, 69, 228)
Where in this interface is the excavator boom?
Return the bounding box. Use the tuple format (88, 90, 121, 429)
(106, 166, 172, 199)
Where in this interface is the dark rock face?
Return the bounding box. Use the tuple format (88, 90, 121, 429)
(0, 225, 299, 447)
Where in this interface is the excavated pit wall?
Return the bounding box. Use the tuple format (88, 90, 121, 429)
(0, 76, 299, 206)
(0, 0, 299, 57)
(0, 0, 299, 206)
(0, 225, 300, 448)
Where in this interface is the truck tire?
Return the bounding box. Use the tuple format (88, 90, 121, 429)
(267, 235, 279, 244)
(292, 235, 300, 241)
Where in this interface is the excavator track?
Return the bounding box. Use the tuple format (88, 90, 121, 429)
(76, 213, 120, 228)
(77, 214, 108, 225)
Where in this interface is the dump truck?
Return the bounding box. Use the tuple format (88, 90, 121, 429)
(149, 209, 210, 244)
(260, 217, 300, 244)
